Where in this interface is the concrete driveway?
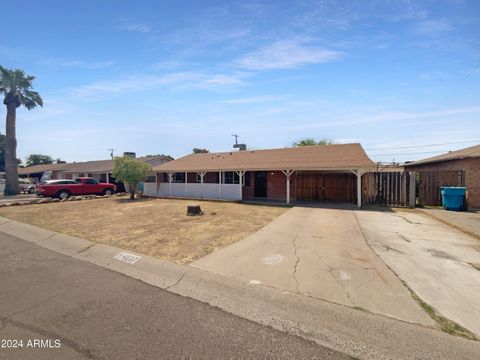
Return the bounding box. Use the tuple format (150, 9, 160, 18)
(192, 206, 433, 326)
(357, 209, 480, 337)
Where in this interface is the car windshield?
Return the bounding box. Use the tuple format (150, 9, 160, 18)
(43, 180, 78, 185)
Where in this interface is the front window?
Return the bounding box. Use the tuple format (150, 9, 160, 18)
(173, 173, 185, 183)
(224, 171, 240, 184)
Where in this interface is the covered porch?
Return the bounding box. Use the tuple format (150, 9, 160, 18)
(144, 168, 368, 207)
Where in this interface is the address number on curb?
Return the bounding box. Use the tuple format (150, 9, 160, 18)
(114, 252, 142, 264)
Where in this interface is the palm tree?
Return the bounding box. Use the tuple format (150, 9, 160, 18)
(0, 66, 43, 195)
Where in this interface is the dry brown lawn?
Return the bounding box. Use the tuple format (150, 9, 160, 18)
(0, 196, 287, 264)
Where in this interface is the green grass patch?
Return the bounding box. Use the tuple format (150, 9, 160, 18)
(410, 291, 477, 340)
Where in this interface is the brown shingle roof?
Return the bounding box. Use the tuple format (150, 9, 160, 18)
(404, 144, 480, 167)
(153, 144, 374, 172)
(18, 156, 169, 175)
(18, 163, 70, 175)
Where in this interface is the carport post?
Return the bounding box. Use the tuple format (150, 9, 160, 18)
(281, 170, 295, 205)
(355, 169, 364, 208)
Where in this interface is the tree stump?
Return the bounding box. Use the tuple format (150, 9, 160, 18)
(187, 204, 203, 216)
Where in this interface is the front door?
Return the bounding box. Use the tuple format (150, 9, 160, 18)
(254, 171, 267, 197)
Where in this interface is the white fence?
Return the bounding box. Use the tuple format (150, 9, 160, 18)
(143, 182, 241, 201)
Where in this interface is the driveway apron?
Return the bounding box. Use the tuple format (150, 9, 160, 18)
(192, 206, 433, 326)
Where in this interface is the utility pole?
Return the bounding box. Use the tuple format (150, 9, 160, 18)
(232, 134, 239, 145)
(108, 148, 116, 159)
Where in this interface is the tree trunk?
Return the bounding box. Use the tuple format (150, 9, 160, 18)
(128, 183, 136, 200)
(4, 104, 19, 195)
(187, 204, 203, 216)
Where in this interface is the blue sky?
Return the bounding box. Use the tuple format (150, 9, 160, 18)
(1, 0, 479, 163)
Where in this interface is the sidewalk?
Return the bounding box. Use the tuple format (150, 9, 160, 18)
(418, 208, 480, 239)
(1, 216, 479, 359)
(0, 194, 40, 205)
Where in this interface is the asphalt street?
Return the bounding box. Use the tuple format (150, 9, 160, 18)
(0, 231, 353, 360)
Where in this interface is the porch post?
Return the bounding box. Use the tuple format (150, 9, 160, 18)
(235, 171, 245, 200)
(185, 171, 188, 197)
(168, 172, 173, 196)
(106, 173, 109, 183)
(356, 169, 362, 208)
(155, 172, 158, 196)
(218, 171, 222, 199)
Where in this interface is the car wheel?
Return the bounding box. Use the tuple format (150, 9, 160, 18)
(104, 189, 113, 196)
(57, 191, 70, 200)
(28, 188, 35, 194)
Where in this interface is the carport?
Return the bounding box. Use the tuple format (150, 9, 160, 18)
(146, 143, 374, 207)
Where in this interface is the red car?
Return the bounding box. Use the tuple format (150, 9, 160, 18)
(36, 177, 116, 199)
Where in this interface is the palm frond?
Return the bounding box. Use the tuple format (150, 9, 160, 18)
(0, 66, 42, 109)
(21, 90, 43, 109)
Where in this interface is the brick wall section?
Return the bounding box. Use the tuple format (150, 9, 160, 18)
(243, 171, 296, 201)
(243, 172, 254, 198)
(408, 158, 480, 208)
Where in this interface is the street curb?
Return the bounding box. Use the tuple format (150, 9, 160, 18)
(1, 216, 479, 360)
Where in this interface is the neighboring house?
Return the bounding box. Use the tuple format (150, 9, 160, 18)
(17, 163, 71, 181)
(18, 155, 170, 191)
(404, 144, 480, 208)
(145, 144, 374, 207)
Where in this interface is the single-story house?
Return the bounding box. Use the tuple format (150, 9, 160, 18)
(404, 144, 480, 208)
(18, 155, 170, 191)
(18, 163, 71, 181)
(146, 144, 374, 207)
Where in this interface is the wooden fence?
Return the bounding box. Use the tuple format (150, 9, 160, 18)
(363, 172, 411, 207)
(417, 171, 465, 206)
(362, 170, 465, 207)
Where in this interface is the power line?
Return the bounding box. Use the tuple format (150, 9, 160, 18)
(451, 59, 480, 93)
(369, 150, 448, 157)
(365, 140, 480, 151)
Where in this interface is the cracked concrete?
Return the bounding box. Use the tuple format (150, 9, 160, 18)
(356, 208, 480, 337)
(292, 235, 301, 292)
(192, 206, 433, 326)
(3, 215, 480, 359)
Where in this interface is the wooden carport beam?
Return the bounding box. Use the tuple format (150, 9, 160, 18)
(281, 170, 295, 205)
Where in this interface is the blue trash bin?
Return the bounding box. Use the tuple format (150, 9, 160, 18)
(440, 187, 466, 211)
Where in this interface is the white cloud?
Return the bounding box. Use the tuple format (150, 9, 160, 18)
(412, 20, 453, 36)
(237, 38, 342, 70)
(43, 58, 116, 69)
(70, 72, 247, 99)
(419, 71, 448, 80)
(221, 96, 281, 104)
(119, 23, 152, 33)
